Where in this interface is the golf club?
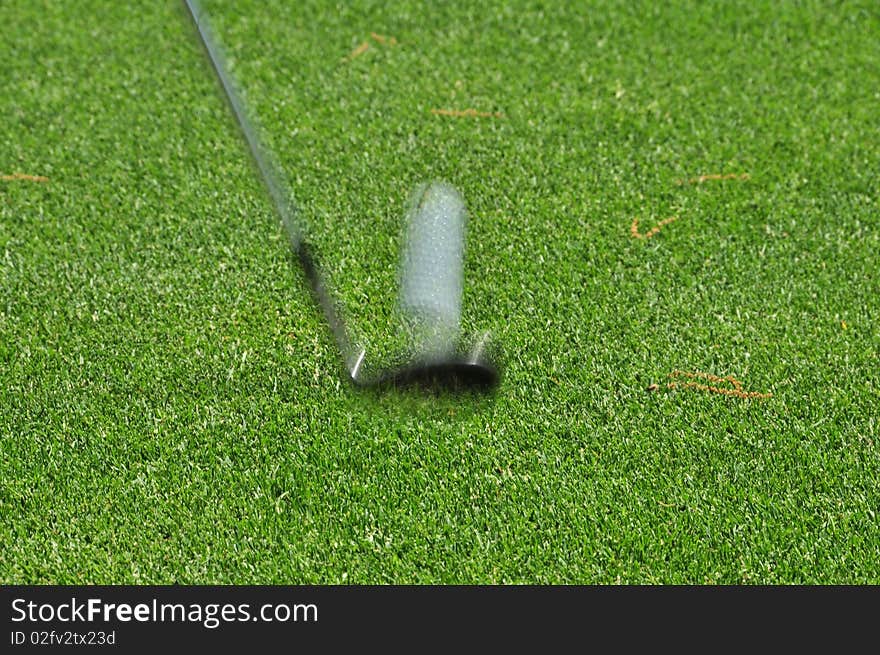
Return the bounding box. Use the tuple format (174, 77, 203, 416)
(182, 0, 499, 391)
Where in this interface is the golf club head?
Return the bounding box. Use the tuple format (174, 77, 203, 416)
(343, 182, 500, 392)
(367, 331, 500, 391)
(300, 183, 501, 393)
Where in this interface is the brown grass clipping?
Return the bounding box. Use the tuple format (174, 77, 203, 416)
(630, 215, 678, 239)
(667, 370, 772, 399)
(675, 173, 750, 186)
(1, 173, 48, 182)
(343, 33, 398, 62)
(343, 40, 370, 62)
(370, 32, 398, 46)
(430, 108, 503, 119)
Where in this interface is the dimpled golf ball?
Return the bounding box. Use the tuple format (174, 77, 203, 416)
(399, 181, 466, 357)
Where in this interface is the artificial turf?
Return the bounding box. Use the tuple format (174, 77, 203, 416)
(1, 0, 878, 583)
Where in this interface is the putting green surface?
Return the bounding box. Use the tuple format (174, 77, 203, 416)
(2, 0, 878, 583)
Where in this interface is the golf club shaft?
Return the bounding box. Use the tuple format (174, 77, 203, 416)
(182, 0, 360, 377)
(183, 0, 297, 247)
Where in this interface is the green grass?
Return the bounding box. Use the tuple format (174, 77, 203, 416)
(1, 0, 878, 583)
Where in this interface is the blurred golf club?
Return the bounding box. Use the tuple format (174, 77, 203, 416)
(182, 0, 499, 391)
